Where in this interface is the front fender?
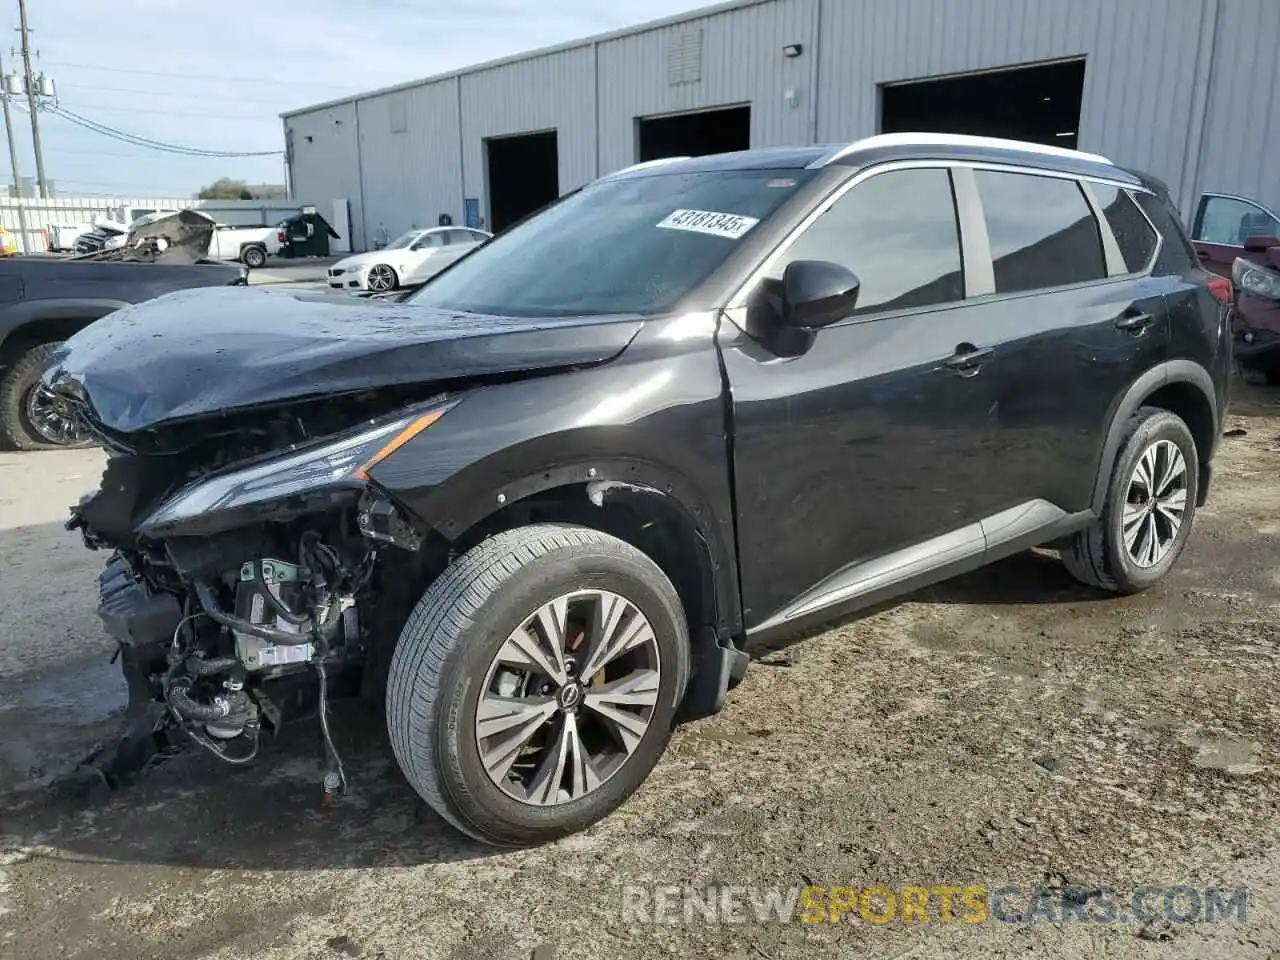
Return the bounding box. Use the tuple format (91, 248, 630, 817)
(367, 318, 742, 634)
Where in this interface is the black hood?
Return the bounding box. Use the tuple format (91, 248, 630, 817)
(45, 286, 644, 433)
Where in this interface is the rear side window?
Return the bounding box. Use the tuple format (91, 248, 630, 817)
(975, 170, 1107, 293)
(765, 167, 964, 315)
(1090, 183, 1158, 273)
(1134, 192, 1196, 274)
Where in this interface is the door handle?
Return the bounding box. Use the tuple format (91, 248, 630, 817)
(1114, 311, 1156, 332)
(943, 345, 994, 376)
(1196, 249, 1212, 261)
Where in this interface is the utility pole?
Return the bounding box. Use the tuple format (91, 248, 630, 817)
(0, 50, 28, 252)
(15, 0, 45, 199)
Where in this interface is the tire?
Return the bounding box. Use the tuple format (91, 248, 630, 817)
(1061, 407, 1199, 594)
(386, 524, 691, 846)
(365, 264, 398, 293)
(0, 341, 93, 450)
(241, 245, 267, 269)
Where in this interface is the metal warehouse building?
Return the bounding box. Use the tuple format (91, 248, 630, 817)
(282, 0, 1280, 252)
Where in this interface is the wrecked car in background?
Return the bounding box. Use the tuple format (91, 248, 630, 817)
(0, 209, 245, 449)
(1192, 191, 1280, 384)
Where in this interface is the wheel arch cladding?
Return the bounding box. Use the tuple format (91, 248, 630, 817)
(449, 474, 728, 644)
(1092, 360, 1218, 513)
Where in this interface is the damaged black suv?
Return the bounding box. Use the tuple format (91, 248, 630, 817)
(49, 134, 1231, 846)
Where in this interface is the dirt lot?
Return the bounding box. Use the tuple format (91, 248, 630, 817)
(2, 382, 1279, 960)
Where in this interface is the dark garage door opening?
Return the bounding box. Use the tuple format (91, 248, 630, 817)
(637, 105, 751, 163)
(486, 130, 559, 233)
(880, 59, 1086, 149)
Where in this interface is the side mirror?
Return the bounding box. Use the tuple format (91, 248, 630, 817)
(781, 260, 861, 328)
(1242, 234, 1279, 252)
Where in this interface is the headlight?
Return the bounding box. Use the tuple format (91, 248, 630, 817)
(137, 402, 452, 534)
(1232, 257, 1280, 302)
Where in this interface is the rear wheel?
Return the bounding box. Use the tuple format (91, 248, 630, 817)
(1061, 407, 1198, 593)
(386, 524, 690, 846)
(0, 341, 93, 450)
(241, 245, 267, 269)
(365, 264, 398, 292)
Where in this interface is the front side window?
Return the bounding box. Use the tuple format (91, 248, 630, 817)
(763, 167, 965, 315)
(409, 169, 813, 317)
(975, 170, 1107, 294)
(1194, 194, 1280, 246)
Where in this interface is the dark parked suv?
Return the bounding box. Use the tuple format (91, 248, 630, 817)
(51, 133, 1230, 846)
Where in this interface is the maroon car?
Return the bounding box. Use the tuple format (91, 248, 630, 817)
(1191, 192, 1280, 384)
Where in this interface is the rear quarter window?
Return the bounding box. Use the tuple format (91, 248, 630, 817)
(1090, 183, 1159, 273)
(1134, 192, 1197, 275)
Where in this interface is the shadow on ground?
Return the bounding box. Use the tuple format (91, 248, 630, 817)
(1, 701, 503, 872)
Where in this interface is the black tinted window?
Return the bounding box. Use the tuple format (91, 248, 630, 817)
(976, 171, 1107, 293)
(767, 167, 964, 314)
(1091, 184, 1158, 273)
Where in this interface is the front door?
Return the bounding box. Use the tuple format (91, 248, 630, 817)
(721, 165, 1003, 631)
(1191, 192, 1280, 277)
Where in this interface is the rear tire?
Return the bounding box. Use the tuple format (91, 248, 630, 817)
(1061, 407, 1198, 594)
(0, 341, 93, 450)
(241, 245, 267, 269)
(386, 524, 690, 847)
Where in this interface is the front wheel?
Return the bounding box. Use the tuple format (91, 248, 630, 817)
(1061, 407, 1199, 594)
(386, 524, 690, 846)
(365, 264, 398, 292)
(0, 341, 94, 450)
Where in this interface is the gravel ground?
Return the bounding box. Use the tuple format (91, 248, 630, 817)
(1, 381, 1279, 959)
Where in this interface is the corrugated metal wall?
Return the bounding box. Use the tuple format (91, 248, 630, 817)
(356, 81, 463, 244)
(1197, 0, 1280, 215)
(287, 102, 364, 249)
(285, 0, 1280, 250)
(459, 44, 598, 204)
(597, 0, 816, 173)
(814, 0, 1214, 214)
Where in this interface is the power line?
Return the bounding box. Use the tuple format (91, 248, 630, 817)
(56, 100, 277, 121)
(56, 81, 303, 106)
(28, 102, 283, 158)
(45, 61, 357, 90)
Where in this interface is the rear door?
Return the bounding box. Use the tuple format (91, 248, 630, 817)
(972, 167, 1170, 518)
(1191, 193, 1280, 277)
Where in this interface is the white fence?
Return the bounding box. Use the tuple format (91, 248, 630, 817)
(0, 197, 307, 254)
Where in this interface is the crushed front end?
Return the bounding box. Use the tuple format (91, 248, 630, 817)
(59, 396, 451, 796)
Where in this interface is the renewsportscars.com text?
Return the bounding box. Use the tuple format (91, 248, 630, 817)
(620, 884, 1250, 926)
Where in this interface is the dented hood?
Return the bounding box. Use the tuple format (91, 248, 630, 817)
(45, 286, 644, 433)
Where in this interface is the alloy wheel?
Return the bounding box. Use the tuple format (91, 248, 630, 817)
(1122, 439, 1188, 568)
(366, 264, 396, 292)
(475, 589, 662, 806)
(25, 382, 88, 445)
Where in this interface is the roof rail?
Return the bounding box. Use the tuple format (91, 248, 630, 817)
(603, 155, 693, 179)
(808, 133, 1113, 169)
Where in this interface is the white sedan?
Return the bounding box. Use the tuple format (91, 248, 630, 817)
(327, 226, 492, 292)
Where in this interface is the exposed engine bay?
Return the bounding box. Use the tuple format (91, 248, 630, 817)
(64, 394, 441, 797)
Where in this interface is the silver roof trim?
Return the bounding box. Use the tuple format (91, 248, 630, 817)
(807, 133, 1114, 169)
(600, 156, 693, 180)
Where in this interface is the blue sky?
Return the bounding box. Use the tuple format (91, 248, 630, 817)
(22, 0, 711, 198)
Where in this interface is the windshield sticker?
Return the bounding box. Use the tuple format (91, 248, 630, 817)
(657, 209, 760, 239)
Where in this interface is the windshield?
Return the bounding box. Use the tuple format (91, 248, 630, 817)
(408, 169, 813, 317)
(386, 230, 425, 250)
